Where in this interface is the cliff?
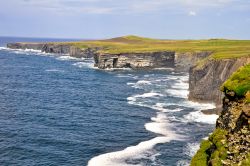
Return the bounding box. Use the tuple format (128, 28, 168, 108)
(189, 57, 250, 106)
(191, 65, 250, 166)
(94, 51, 175, 69)
(7, 42, 211, 70)
(94, 51, 213, 70)
(7, 43, 98, 58)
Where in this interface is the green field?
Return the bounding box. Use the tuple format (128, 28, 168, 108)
(53, 35, 250, 59)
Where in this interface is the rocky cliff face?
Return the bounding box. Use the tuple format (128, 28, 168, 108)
(7, 42, 211, 70)
(94, 51, 175, 69)
(94, 51, 211, 70)
(175, 51, 212, 71)
(7, 43, 97, 58)
(189, 57, 250, 106)
(191, 91, 250, 166)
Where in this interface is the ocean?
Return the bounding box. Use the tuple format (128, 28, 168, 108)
(0, 37, 218, 166)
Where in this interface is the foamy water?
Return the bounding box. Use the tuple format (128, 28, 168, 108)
(88, 72, 217, 166)
(1, 45, 218, 166)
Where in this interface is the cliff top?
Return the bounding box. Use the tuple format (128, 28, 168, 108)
(222, 64, 250, 103)
(17, 35, 250, 60)
(60, 35, 250, 59)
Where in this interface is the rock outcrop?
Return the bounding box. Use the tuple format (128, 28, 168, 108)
(191, 92, 250, 166)
(189, 57, 250, 106)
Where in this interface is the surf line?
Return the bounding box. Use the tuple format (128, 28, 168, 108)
(88, 101, 182, 166)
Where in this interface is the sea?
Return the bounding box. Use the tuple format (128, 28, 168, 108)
(0, 37, 218, 166)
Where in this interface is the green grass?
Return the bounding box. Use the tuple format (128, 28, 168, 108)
(222, 64, 250, 102)
(191, 129, 228, 166)
(191, 140, 212, 166)
(47, 35, 250, 60)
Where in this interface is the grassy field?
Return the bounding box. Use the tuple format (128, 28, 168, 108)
(53, 35, 250, 59)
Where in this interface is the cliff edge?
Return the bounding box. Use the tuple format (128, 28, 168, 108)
(189, 57, 250, 107)
(191, 64, 250, 166)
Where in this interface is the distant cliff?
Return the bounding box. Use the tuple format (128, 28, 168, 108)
(94, 51, 175, 69)
(7, 43, 98, 58)
(7, 42, 211, 70)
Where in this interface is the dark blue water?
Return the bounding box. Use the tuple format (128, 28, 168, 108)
(0, 37, 217, 166)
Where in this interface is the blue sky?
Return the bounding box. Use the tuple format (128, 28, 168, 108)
(0, 0, 250, 39)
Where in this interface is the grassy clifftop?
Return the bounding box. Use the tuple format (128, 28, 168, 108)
(222, 64, 250, 103)
(53, 35, 250, 59)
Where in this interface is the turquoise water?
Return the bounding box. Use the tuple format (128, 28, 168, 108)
(0, 37, 217, 166)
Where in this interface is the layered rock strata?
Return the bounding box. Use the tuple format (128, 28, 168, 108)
(189, 57, 250, 105)
(94, 51, 175, 69)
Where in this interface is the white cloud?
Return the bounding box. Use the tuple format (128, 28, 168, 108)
(188, 11, 197, 16)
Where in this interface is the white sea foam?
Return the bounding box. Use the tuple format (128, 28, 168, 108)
(181, 101, 216, 110)
(88, 112, 180, 166)
(116, 74, 138, 79)
(87, 136, 174, 166)
(136, 80, 151, 85)
(176, 160, 189, 166)
(153, 67, 174, 71)
(153, 103, 183, 112)
(146, 113, 175, 136)
(127, 80, 152, 89)
(0, 47, 11, 51)
(171, 81, 189, 90)
(104, 68, 132, 71)
(166, 89, 189, 98)
(183, 142, 200, 157)
(72, 61, 95, 69)
(183, 110, 219, 124)
(56, 55, 80, 61)
(1, 47, 56, 56)
(45, 69, 64, 72)
(127, 92, 163, 102)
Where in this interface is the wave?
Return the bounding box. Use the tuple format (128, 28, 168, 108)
(153, 103, 183, 112)
(153, 67, 174, 71)
(183, 142, 200, 157)
(0, 47, 55, 56)
(183, 110, 218, 124)
(56, 56, 80, 61)
(176, 160, 189, 166)
(45, 69, 64, 72)
(127, 92, 163, 103)
(72, 61, 95, 69)
(166, 89, 189, 99)
(127, 80, 152, 89)
(0, 47, 12, 51)
(87, 136, 174, 166)
(87, 113, 181, 166)
(171, 81, 189, 90)
(88, 72, 217, 165)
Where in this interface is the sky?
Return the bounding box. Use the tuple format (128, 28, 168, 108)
(0, 0, 250, 39)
